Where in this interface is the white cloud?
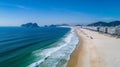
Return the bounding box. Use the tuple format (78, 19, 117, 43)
(16, 5, 30, 9)
(0, 2, 30, 10)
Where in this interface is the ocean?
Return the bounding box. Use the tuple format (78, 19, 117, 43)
(0, 27, 79, 67)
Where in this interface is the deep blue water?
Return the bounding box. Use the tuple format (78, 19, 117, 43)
(0, 27, 70, 67)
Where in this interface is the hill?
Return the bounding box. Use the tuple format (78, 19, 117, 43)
(21, 23, 39, 28)
(87, 21, 120, 27)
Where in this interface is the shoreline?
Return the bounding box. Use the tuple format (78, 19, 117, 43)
(67, 28, 87, 67)
(67, 29, 83, 67)
(29, 28, 78, 67)
(67, 27, 104, 67)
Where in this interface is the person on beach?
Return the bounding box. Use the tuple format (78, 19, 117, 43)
(90, 36, 93, 39)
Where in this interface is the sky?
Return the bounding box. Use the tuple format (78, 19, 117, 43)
(0, 0, 120, 26)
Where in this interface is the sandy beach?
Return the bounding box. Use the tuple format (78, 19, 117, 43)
(67, 27, 120, 67)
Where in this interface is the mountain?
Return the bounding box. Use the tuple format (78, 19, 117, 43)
(21, 23, 39, 28)
(87, 21, 120, 27)
(108, 21, 120, 27)
(87, 21, 108, 26)
(44, 24, 69, 27)
(75, 24, 82, 26)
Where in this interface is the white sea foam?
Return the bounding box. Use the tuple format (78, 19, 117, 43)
(28, 28, 79, 67)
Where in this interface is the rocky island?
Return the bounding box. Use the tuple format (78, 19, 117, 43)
(21, 23, 39, 28)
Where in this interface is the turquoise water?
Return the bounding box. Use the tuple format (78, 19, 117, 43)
(0, 27, 79, 67)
